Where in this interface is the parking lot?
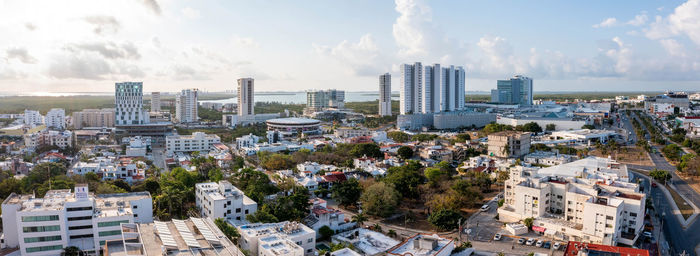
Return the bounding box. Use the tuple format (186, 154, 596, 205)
(465, 199, 567, 255)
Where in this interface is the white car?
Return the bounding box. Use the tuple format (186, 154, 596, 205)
(493, 233, 502, 241)
(526, 238, 535, 246)
(553, 242, 561, 250)
(643, 231, 653, 238)
(480, 204, 490, 212)
(535, 240, 544, 247)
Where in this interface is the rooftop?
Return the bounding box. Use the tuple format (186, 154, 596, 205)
(387, 233, 454, 256)
(266, 117, 321, 125)
(563, 241, 649, 256)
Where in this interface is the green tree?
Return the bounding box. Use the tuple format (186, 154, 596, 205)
(545, 124, 556, 131)
(61, 246, 81, 256)
(520, 122, 543, 133)
(455, 133, 471, 142)
(214, 218, 240, 241)
(388, 131, 411, 143)
(230, 168, 280, 203)
(351, 212, 368, 226)
(427, 208, 462, 231)
(246, 204, 279, 223)
(208, 168, 224, 182)
(582, 124, 595, 129)
(523, 217, 534, 229)
(331, 178, 363, 207)
(350, 143, 383, 158)
(384, 160, 423, 198)
(360, 182, 401, 217)
(650, 169, 671, 183)
(424, 167, 449, 186)
(397, 146, 413, 160)
(319, 225, 334, 241)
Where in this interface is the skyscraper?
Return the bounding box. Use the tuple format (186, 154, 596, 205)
(400, 62, 423, 114)
(492, 75, 533, 105)
(440, 65, 465, 111)
(304, 89, 345, 114)
(175, 89, 199, 123)
(151, 92, 161, 112)
(115, 82, 149, 125)
(379, 73, 392, 116)
(237, 78, 254, 116)
(423, 64, 440, 114)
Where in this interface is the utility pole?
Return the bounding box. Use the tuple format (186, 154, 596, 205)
(458, 218, 462, 242)
(48, 164, 51, 190)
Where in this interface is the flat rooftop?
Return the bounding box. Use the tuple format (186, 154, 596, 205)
(388, 234, 453, 256)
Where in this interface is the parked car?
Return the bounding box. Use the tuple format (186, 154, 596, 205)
(493, 233, 502, 241)
(526, 238, 535, 246)
(480, 204, 490, 212)
(517, 238, 526, 245)
(643, 231, 653, 238)
(651, 183, 658, 188)
(543, 241, 551, 249)
(553, 242, 561, 250)
(536, 240, 544, 247)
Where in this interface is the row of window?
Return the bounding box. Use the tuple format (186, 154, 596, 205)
(67, 216, 92, 221)
(98, 220, 130, 227)
(24, 235, 62, 243)
(22, 215, 59, 222)
(66, 206, 93, 212)
(23, 225, 60, 233)
(99, 230, 122, 237)
(26, 245, 62, 253)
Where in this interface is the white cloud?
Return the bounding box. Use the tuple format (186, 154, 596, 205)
(313, 34, 387, 76)
(139, 0, 161, 15)
(626, 13, 648, 26)
(660, 39, 686, 57)
(231, 36, 259, 49)
(6, 47, 38, 64)
(645, 0, 700, 46)
(83, 16, 120, 35)
(593, 18, 618, 28)
(181, 7, 200, 19)
(65, 41, 141, 60)
(24, 23, 36, 31)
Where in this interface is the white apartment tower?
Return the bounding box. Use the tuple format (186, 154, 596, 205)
(379, 73, 392, 116)
(441, 65, 466, 111)
(24, 110, 43, 126)
(238, 78, 254, 116)
(400, 62, 423, 115)
(45, 108, 66, 129)
(115, 82, 149, 125)
(175, 89, 199, 123)
(423, 64, 441, 113)
(151, 92, 161, 112)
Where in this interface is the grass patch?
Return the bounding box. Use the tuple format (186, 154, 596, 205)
(665, 185, 695, 220)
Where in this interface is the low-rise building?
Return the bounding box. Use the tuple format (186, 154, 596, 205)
(45, 108, 66, 129)
(195, 181, 257, 223)
(498, 157, 645, 246)
(334, 128, 372, 138)
(70, 156, 147, 183)
(332, 228, 399, 256)
(487, 131, 531, 158)
(563, 241, 650, 256)
(303, 199, 355, 237)
(166, 132, 221, 154)
(1, 184, 152, 255)
(24, 129, 73, 150)
(24, 110, 44, 127)
(386, 233, 454, 256)
(238, 221, 316, 256)
(524, 151, 575, 166)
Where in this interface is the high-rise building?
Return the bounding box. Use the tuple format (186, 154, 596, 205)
(399, 62, 423, 114)
(444, 65, 466, 111)
(45, 108, 66, 129)
(423, 64, 440, 114)
(175, 89, 199, 123)
(305, 89, 345, 114)
(379, 73, 392, 116)
(492, 75, 533, 105)
(72, 109, 115, 129)
(151, 92, 161, 112)
(238, 78, 255, 116)
(23, 110, 43, 126)
(115, 82, 149, 125)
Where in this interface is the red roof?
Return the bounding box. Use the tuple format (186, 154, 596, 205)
(564, 241, 649, 256)
(323, 172, 347, 183)
(472, 166, 487, 173)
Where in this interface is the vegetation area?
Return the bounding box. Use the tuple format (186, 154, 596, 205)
(345, 100, 399, 115)
(256, 143, 383, 170)
(177, 123, 267, 143)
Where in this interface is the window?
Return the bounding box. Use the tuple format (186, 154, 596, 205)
(245, 209, 249, 214)
(236, 208, 241, 213)
(24, 235, 62, 243)
(307, 238, 313, 243)
(67, 216, 92, 221)
(26, 245, 62, 253)
(22, 215, 59, 222)
(133, 205, 138, 209)
(67, 206, 93, 212)
(98, 220, 130, 227)
(99, 230, 122, 237)
(23, 225, 60, 233)
(606, 215, 614, 220)
(70, 234, 94, 239)
(630, 212, 637, 217)
(68, 225, 93, 230)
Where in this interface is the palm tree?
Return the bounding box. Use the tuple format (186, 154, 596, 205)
(373, 223, 382, 232)
(352, 213, 368, 227)
(387, 229, 397, 238)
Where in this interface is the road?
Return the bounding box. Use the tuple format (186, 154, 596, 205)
(622, 111, 700, 255)
(152, 147, 168, 173)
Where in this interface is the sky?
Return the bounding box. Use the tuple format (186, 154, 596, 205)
(1, 0, 700, 93)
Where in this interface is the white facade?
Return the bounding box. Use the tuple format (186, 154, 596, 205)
(24, 130, 73, 149)
(24, 110, 43, 126)
(236, 133, 261, 149)
(1, 185, 152, 256)
(151, 92, 161, 112)
(115, 82, 149, 125)
(45, 108, 65, 129)
(175, 89, 199, 123)
(238, 221, 316, 256)
(238, 78, 255, 116)
(400, 62, 422, 115)
(423, 64, 440, 114)
(379, 73, 392, 116)
(487, 131, 531, 158)
(195, 181, 258, 223)
(498, 157, 645, 246)
(166, 132, 221, 153)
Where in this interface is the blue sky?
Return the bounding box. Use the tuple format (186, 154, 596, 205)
(0, 0, 699, 93)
